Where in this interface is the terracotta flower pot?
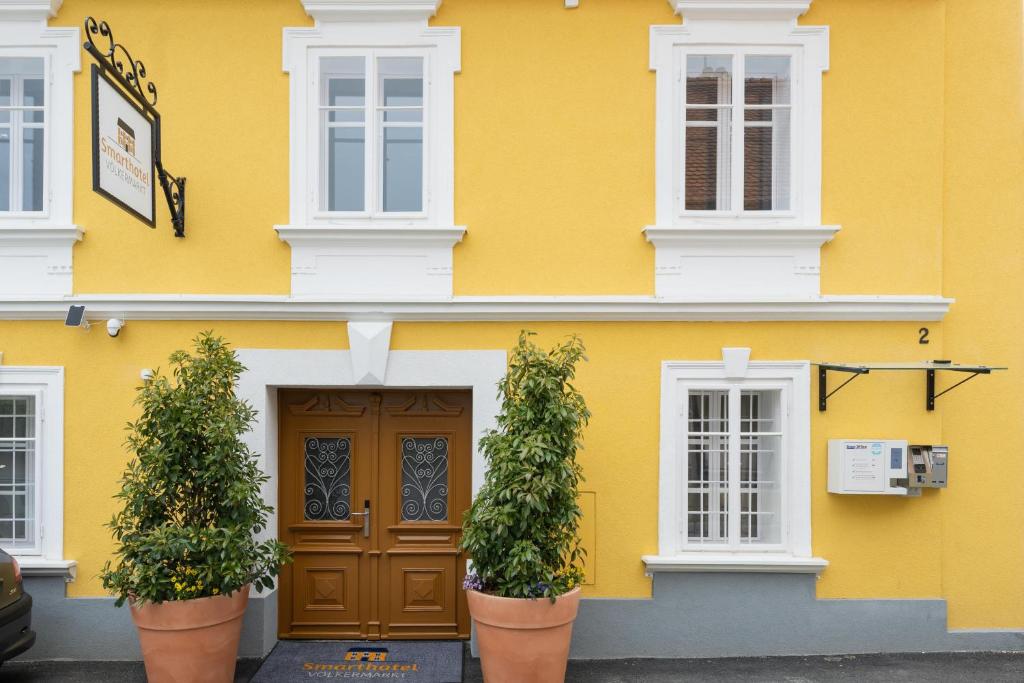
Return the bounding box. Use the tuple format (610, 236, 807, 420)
(467, 587, 581, 683)
(130, 585, 250, 683)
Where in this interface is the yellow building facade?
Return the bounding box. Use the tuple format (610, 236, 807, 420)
(0, 0, 1020, 659)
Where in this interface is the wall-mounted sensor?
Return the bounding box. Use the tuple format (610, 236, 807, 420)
(65, 305, 90, 330)
(106, 318, 125, 338)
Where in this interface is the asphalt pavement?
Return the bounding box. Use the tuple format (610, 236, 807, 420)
(1, 651, 1022, 681)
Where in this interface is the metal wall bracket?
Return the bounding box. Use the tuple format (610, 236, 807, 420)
(84, 18, 187, 237)
(926, 366, 990, 411)
(817, 364, 870, 411)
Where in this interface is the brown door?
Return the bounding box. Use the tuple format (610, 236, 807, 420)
(278, 389, 471, 640)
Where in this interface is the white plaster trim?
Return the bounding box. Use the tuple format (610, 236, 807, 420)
(17, 557, 76, 580)
(301, 0, 441, 23)
(347, 320, 393, 384)
(235, 348, 506, 539)
(0, 294, 953, 321)
(642, 553, 827, 575)
(657, 360, 812, 558)
(0, 12, 81, 296)
(669, 0, 811, 22)
(721, 346, 750, 379)
(0, 366, 65, 568)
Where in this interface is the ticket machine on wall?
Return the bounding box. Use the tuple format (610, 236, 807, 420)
(828, 440, 948, 496)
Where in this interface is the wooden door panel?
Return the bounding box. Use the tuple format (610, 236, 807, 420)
(279, 389, 471, 640)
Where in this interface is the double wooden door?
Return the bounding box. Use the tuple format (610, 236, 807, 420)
(278, 389, 472, 640)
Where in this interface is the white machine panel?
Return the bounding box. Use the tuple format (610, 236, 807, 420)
(828, 439, 908, 495)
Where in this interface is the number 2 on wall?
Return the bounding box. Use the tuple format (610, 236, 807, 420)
(919, 328, 930, 345)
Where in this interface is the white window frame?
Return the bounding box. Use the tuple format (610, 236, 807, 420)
(0, 4, 81, 296)
(644, 353, 827, 574)
(0, 365, 73, 577)
(314, 48, 430, 220)
(278, 0, 464, 298)
(0, 55, 49, 215)
(676, 47, 799, 220)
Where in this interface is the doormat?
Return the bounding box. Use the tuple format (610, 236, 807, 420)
(251, 640, 463, 682)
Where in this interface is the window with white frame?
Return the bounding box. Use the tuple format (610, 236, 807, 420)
(682, 52, 792, 215)
(320, 53, 426, 215)
(0, 367, 67, 573)
(646, 357, 824, 572)
(278, 1, 463, 299)
(0, 57, 46, 214)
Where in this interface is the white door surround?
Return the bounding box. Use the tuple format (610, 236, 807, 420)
(235, 347, 506, 541)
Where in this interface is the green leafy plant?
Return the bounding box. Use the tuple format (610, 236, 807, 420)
(460, 331, 591, 599)
(100, 332, 290, 607)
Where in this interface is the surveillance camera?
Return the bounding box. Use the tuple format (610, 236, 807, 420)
(106, 318, 125, 338)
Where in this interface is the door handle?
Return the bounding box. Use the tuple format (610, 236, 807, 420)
(350, 499, 370, 538)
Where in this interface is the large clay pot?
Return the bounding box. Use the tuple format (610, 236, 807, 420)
(130, 585, 250, 683)
(467, 587, 581, 683)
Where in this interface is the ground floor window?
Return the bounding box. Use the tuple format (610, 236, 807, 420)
(0, 394, 36, 549)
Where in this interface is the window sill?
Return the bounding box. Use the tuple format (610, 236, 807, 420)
(12, 557, 77, 581)
(642, 553, 828, 576)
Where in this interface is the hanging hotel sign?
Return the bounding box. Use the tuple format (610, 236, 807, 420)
(84, 18, 187, 237)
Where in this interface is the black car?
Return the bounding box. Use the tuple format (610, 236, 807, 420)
(0, 551, 33, 664)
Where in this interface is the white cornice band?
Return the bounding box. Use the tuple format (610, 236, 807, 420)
(301, 0, 441, 23)
(0, 294, 952, 322)
(0, 0, 61, 22)
(670, 0, 812, 22)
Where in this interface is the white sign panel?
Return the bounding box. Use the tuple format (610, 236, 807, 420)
(92, 66, 155, 225)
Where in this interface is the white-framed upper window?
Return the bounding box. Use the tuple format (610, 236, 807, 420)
(0, 56, 46, 215)
(680, 50, 794, 217)
(0, 366, 66, 570)
(319, 52, 427, 216)
(647, 354, 823, 573)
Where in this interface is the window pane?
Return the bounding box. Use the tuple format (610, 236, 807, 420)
(303, 437, 351, 521)
(0, 412, 35, 550)
(685, 55, 733, 211)
(0, 127, 8, 212)
(686, 390, 729, 544)
(0, 79, 9, 106)
(22, 127, 43, 211)
(745, 56, 790, 105)
(322, 57, 366, 106)
(327, 77, 365, 123)
(327, 127, 365, 211)
(379, 57, 423, 125)
(739, 390, 782, 545)
(382, 127, 422, 212)
(401, 437, 449, 522)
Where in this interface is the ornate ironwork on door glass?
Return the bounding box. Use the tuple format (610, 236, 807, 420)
(304, 437, 351, 521)
(401, 437, 449, 522)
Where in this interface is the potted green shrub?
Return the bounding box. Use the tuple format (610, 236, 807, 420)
(461, 331, 590, 683)
(101, 332, 290, 683)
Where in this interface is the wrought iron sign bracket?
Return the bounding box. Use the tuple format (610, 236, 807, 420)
(84, 17, 186, 237)
(815, 361, 1006, 412)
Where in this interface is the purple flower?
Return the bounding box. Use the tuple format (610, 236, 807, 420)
(463, 572, 484, 592)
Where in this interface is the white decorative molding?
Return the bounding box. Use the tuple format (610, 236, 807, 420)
(0, 227, 82, 295)
(644, 226, 838, 298)
(0, 0, 62, 22)
(0, 294, 954, 322)
(642, 553, 827, 575)
(282, 5, 462, 298)
(276, 226, 465, 297)
(721, 346, 751, 379)
(566, 0, 580, 8)
(649, 2, 830, 299)
(235, 348, 506, 539)
(347, 320, 393, 384)
(301, 0, 441, 23)
(669, 0, 811, 22)
(0, 366, 66, 570)
(0, 8, 81, 296)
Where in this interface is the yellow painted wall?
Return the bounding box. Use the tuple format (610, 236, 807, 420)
(3, 0, 1008, 630)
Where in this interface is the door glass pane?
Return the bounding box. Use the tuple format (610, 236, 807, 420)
(686, 390, 729, 543)
(743, 55, 791, 211)
(304, 437, 352, 521)
(685, 55, 733, 211)
(401, 436, 448, 522)
(21, 127, 43, 211)
(739, 390, 782, 545)
(382, 127, 422, 212)
(0, 396, 35, 550)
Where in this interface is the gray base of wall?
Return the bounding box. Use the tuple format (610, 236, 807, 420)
(21, 577, 277, 661)
(22, 573, 1024, 661)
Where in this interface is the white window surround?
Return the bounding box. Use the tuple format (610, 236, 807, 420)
(0, 0, 81, 297)
(646, 0, 835, 299)
(278, 0, 463, 298)
(0, 365, 75, 580)
(643, 350, 827, 575)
